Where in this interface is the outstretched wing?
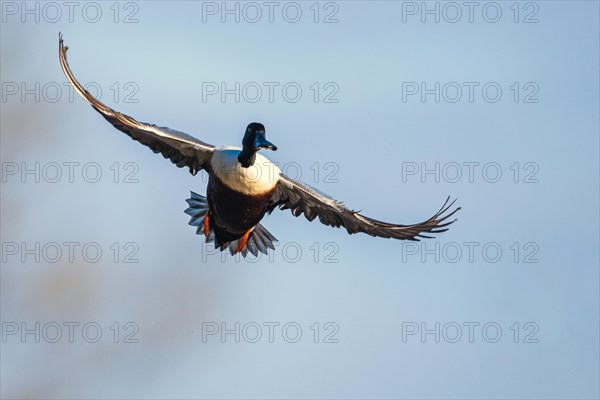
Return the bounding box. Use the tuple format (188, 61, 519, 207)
(59, 33, 214, 175)
(269, 174, 460, 241)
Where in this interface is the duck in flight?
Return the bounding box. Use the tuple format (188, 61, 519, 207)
(58, 34, 460, 257)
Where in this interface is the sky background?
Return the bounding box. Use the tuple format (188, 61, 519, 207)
(1, 1, 599, 399)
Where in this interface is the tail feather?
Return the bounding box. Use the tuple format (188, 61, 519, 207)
(185, 191, 278, 257)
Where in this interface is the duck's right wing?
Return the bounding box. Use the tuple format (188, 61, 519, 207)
(269, 174, 460, 241)
(59, 33, 214, 175)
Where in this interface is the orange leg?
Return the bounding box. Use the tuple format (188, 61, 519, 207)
(203, 212, 210, 236)
(234, 229, 252, 254)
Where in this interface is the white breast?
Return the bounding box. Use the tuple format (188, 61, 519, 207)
(210, 147, 281, 195)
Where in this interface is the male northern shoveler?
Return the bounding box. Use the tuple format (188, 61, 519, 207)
(59, 34, 460, 257)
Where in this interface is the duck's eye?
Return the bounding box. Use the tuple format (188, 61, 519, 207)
(247, 128, 251, 133)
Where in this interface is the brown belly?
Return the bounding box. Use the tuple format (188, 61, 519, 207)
(207, 175, 274, 241)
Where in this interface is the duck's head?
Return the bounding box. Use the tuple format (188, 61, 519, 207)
(242, 122, 277, 151)
(238, 122, 277, 167)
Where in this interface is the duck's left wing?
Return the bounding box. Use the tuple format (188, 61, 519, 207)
(269, 174, 460, 241)
(59, 33, 214, 175)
